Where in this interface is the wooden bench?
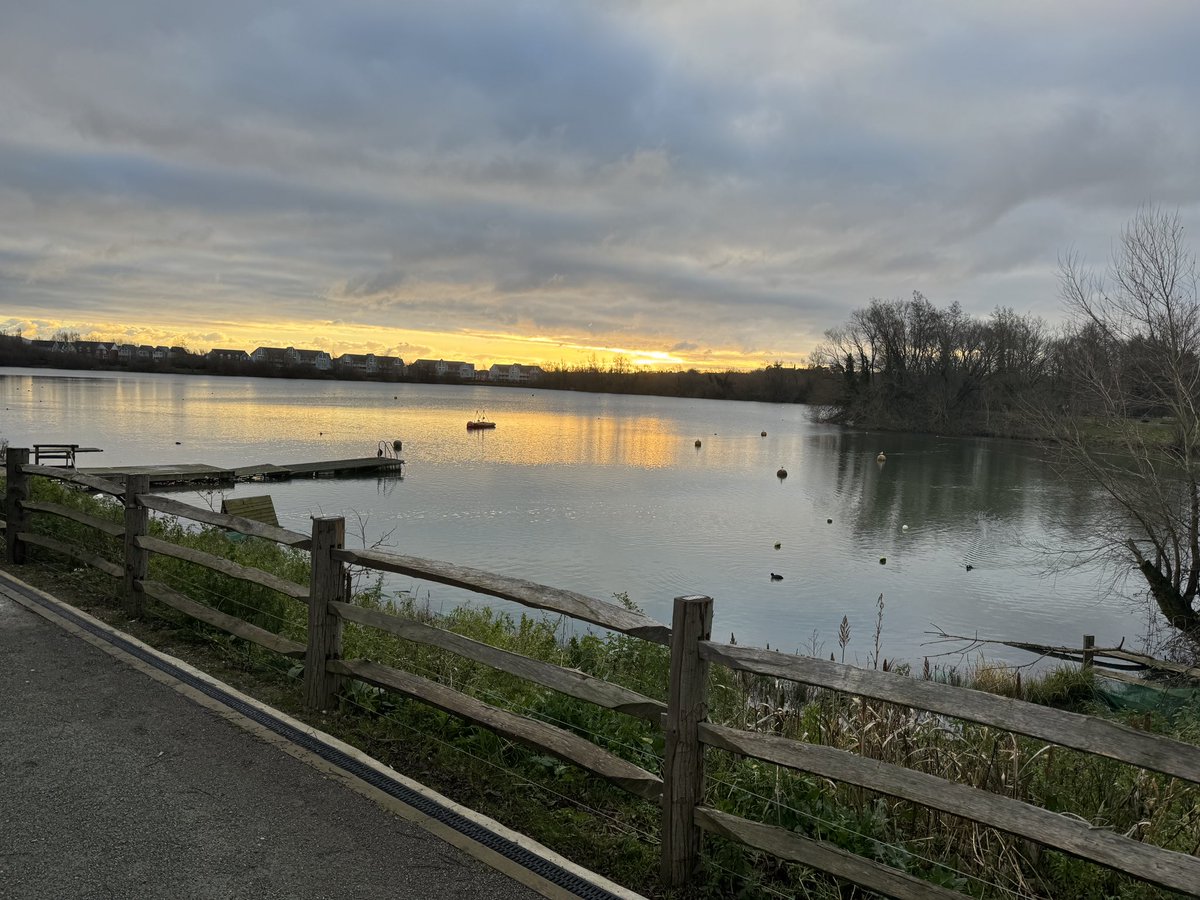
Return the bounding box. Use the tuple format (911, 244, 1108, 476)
(32, 444, 103, 467)
(220, 495, 280, 527)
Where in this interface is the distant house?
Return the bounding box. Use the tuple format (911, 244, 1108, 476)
(251, 346, 293, 367)
(337, 353, 406, 376)
(413, 359, 474, 380)
(251, 346, 331, 370)
(71, 340, 117, 361)
(207, 348, 251, 364)
(293, 348, 332, 371)
(488, 363, 545, 383)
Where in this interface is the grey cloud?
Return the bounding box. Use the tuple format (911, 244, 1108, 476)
(3, 1, 1200, 363)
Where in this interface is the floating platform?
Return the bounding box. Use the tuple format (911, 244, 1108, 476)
(79, 456, 403, 489)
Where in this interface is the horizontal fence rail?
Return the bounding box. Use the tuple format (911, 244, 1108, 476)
(6, 446, 1200, 899)
(700, 640, 1200, 786)
(135, 535, 310, 602)
(331, 547, 672, 644)
(138, 493, 311, 549)
(329, 600, 666, 723)
(328, 657, 664, 802)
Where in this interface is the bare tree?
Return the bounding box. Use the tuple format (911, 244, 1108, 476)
(1043, 207, 1200, 646)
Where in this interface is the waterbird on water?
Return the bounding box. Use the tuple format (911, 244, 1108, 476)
(770, 573, 783, 581)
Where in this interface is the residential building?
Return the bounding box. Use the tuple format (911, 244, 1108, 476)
(488, 363, 545, 383)
(412, 359, 475, 380)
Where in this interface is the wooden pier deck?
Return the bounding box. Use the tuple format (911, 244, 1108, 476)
(79, 456, 403, 488)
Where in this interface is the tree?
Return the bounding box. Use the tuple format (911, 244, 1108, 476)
(1041, 207, 1200, 646)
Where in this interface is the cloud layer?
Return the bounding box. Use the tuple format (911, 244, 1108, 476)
(3, 1, 1199, 366)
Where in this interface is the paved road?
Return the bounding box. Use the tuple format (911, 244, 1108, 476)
(0, 590, 545, 900)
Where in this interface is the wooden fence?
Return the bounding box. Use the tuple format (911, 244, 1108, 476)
(3, 446, 1199, 898)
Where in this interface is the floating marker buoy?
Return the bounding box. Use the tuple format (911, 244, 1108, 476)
(827, 518, 833, 524)
(879, 557, 887, 565)
(761, 431, 767, 437)
(877, 452, 887, 463)
(393, 439, 402, 452)
(902, 524, 909, 531)
(695, 439, 702, 448)
(777, 468, 788, 478)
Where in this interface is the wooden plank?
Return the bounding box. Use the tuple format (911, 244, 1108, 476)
(331, 547, 671, 645)
(221, 495, 279, 527)
(141, 580, 305, 659)
(661, 596, 713, 887)
(17, 532, 123, 578)
(699, 723, 1200, 895)
(694, 807, 970, 900)
(329, 600, 666, 723)
(305, 518, 345, 710)
(700, 641, 1200, 786)
(138, 494, 310, 549)
(1101, 650, 1200, 680)
(22, 464, 125, 496)
(285, 457, 401, 475)
(20, 500, 125, 537)
(135, 535, 310, 601)
(328, 657, 664, 802)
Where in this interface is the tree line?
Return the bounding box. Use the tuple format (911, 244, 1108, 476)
(814, 208, 1200, 649)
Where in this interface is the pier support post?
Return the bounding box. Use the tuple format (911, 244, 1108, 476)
(5, 447, 30, 564)
(661, 594, 713, 889)
(1082, 634, 1095, 671)
(305, 516, 346, 711)
(123, 474, 149, 615)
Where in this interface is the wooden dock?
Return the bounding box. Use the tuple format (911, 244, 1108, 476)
(79, 456, 403, 489)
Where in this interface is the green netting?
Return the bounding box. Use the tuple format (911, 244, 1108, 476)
(1096, 674, 1200, 715)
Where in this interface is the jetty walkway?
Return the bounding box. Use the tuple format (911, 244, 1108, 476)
(0, 571, 638, 900)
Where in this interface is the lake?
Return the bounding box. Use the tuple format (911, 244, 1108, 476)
(0, 367, 1141, 666)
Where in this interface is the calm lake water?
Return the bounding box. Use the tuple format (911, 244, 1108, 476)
(0, 367, 1142, 665)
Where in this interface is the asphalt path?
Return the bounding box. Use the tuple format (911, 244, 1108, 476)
(0, 591, 545, 900)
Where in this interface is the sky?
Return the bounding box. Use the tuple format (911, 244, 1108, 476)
(2, 1, 1199, 371)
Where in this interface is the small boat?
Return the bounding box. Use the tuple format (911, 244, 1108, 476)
(467, 411, 496, 430)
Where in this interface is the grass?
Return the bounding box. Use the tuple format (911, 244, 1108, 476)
(4, 475, 1200, 898)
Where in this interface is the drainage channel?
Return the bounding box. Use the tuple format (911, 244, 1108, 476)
(4, 575, 627, 900)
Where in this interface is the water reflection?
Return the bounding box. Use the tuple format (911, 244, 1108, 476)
(0, 368, 1142, 662)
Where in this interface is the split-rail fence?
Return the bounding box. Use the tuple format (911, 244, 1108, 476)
(3, 447, 1199, 898)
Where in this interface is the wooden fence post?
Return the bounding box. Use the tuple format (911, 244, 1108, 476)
(305, 516, 346, 710)
(1082, 634, 1095, 671)
(123, 474, 149, 615)
(5, 447, 30, 564)
(661, 594, 713, 889)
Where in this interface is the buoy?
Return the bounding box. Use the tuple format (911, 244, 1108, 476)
(877, 452, 887, 463)
(774, 542, 781, 550)
(879, 557, 887, 565)
(827, 518, 833, 524)
(695, 439, 702, 447)
(761, 431, 767, 437)
(901, 524, 909, 531)
(770, 573, 783, 581)
(393, 439, 402, 452)
(777, 468, 787, 478)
